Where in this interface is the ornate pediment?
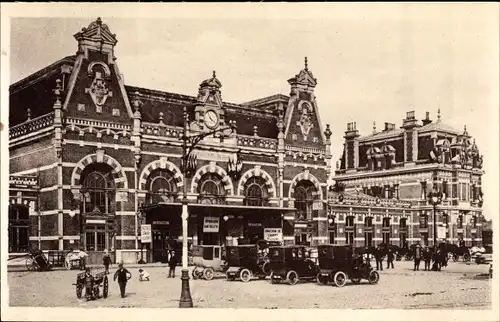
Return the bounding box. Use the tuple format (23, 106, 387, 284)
(74, 17, 117, 46)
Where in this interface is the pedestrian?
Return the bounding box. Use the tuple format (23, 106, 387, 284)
(414, 244, 422, 271)
(103, 250, 111, 274)
(423, 246, 431, 271)
(78, 248, 88, 270)
(113, 262, 131, 298)
(168, 251, 177, 278)
(84, 267, 95, 301)
(138, 268, 150, 281)
(375, 245, 383, 271)
(386, 246, 395, 269)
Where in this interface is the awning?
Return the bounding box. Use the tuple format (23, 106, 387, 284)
(139, 201, 294, 216)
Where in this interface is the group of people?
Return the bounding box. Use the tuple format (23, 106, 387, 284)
(81, 248, 179, 300)
(372, 245, 396, 271)
(412, 244, 447, 271)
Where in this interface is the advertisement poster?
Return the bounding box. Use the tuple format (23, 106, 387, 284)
(264, 228, 283, 241)
(203, 216, 220, 233)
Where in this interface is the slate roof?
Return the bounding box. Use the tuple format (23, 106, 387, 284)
(10, 58, 281, 139)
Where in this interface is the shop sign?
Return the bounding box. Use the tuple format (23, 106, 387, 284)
(203, 217, 220, 233)
(153, 221, 169, 225)
(437, 226, 446, 239)
(141, 224, 152, 243)
(264, 228, 283, 242)
(312, 201, 323, 210)
(248, 222, 262, 227)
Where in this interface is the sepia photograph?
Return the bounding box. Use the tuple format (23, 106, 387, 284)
(1, 3, 499, 321)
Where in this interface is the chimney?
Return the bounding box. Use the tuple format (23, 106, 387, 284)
(422, 111, 432, 126)
(384, 122, 396, 131)
(401, 110, 419, 129)
(344, 122, 359, 138)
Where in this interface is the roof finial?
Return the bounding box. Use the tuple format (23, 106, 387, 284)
(437, 108, 441, 123)
(212, 70, 216, 78)
(304, 57, 308, 71)
(463, 125, 468, 136)
(373, 121, 376, 134)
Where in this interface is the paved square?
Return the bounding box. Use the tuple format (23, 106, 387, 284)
(8, 261, 491, 309)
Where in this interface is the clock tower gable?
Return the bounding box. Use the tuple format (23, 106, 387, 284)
(191, 71, 227, 132)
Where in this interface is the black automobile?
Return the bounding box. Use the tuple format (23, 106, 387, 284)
(267, 245, 318, 285)
(225, 244, 271, 282)
(316, 244, 379, 287)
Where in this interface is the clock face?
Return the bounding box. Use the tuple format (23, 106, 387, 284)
(204, 110, 219, 129)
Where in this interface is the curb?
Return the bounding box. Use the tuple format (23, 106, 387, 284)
(7, 263, 192, 272)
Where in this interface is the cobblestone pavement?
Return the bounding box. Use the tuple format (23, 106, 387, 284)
(8, 261, 491, 309)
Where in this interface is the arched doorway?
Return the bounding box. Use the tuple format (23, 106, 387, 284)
(294, 180, 317, 245)
(198, 173, 226, 245)
(80, 163, 116, 264)
(145, 169, 180, 262)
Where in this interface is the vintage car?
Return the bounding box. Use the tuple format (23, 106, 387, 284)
(225, 244, 271, 282)
(267, 245, 319, 285)
(191, 245, 226, 280)
(316, 244, 379, 287)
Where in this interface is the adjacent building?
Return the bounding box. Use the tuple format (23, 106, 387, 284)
(332, 111, 485, 247)
(8, 18, 334, 263)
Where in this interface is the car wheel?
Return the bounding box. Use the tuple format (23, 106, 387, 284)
(240, 268, 252, 283)
(192, 267, 199, 280)
(203, 267, 215, 280)
(286, 270, 299, 286)
(333, 271, 347, 287)
(226, 272, 235, 281)
(316, 273, 328, 285)
(261, 261, 271, 276)
(368, 271, 380, 284)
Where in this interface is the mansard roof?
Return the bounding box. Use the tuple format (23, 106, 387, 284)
(125, 85, 279, 138)
(9, 56, 76, 126)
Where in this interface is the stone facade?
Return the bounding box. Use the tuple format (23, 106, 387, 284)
(332, 111, 485, 247)
(8, 18, 333, 263)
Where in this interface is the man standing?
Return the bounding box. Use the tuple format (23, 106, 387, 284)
(375, 245, 383, 271)
(103, 250, 111, 274)
(386, 246, 395, 269)
(168, 251, 177, 278)
(113, 262, 132, 298)
(414, 244, 422, 271)
(78, 249, 88, 271)
(423, 246, 431, 271)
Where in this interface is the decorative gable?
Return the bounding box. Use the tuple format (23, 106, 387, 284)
(62, 18, 133, 123)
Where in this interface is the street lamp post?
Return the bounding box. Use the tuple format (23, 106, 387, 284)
(179, 107, 237, 308)
(428, 189, 443, 247)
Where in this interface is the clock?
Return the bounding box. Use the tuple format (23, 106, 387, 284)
(204, 110, 219, 129)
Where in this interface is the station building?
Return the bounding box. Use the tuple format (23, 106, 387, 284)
(8, 18, 334, 263)
(331, 111, 485, 247)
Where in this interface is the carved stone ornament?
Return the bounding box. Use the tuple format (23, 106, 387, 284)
(296, 101, 314, 140)
(85, 62, 113, 109)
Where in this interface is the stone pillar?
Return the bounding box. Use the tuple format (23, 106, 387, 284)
(282, 212, 295, 245)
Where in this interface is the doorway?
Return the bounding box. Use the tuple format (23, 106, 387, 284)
(152, 230, 169, 262)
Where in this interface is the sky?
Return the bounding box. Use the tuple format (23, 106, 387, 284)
(3, 3, 499, 219)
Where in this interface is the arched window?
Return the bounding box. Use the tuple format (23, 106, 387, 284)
(364, 217, 373, 227)
(294, 180, 316, 220)
(198, 173, 226, 204)
(399, 218, 407, 229)
(147, 170, 178, 204)
(81, 165, 115, 214)
(244, 177, 269, 206)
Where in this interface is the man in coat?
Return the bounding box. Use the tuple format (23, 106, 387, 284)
(386, 245, 395, 269)
(423, 246, 432, 271)
(414, 244, 422, 271)
(168, 251, 177, 278)
(113, 262, 132, 298)
(375, 245, 384, 271)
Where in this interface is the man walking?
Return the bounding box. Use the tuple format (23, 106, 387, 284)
(414, 244, 422, 271)
(386, 246, 395, 269)
(113, 262, 131, 298)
